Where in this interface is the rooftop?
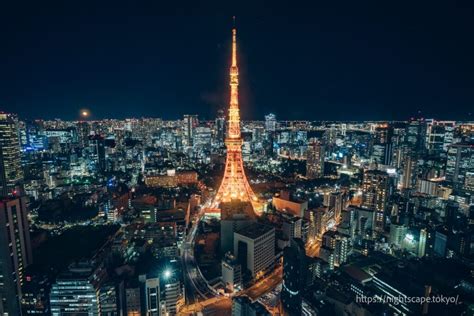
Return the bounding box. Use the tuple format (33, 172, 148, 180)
(220, 200, 256, 221)
(236, 223, 274, 240)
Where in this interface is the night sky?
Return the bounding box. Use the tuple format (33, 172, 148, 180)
(1, 2, 473, 121)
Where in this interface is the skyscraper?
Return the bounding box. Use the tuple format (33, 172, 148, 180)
(144, 276, 160, 316)
(0, 196, 33, 315)
(306, 139, 325, 179)
(264, 113, 277, 132)
(215, 26, 258, 208)
(446, 142, 474, 191)
(362, 170, 391, 231)
(0, 113, 23, 197)
(405, 117, 427, 153)
(50, 262, 99, 315)
(234, 223, 275, 278)
(281, 238, 306, 316)
(182, 114, 199, 147)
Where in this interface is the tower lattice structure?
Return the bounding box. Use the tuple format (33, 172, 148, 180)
(215, 27, 258, 208)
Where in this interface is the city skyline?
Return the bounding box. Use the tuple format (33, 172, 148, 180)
(1, 6, 474, 316)
(1, 3, 473, 121)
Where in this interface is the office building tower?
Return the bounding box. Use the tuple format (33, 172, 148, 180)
(98, 283, 119, 315)
(401, 154, 417, 189)
(182, 114, 199, 147)
(306, 139, 325, 179)
(405, 117, 427, 153)
(234, 223, 275, 278)
(321, 231, 349, 267)
(418, 228, 428, 258)
(193, 126, 212, 155)
(371, 143, 393, 166)
(144, 276, 160, 316)
(222, 252, 242, 293)
(0, 113, 23, 197)
(50, 262, 99, 315)
(281, 213, 302, 240)
(362, 170, 390, 231)
(336, 236, 349, 264)
(0, 196, 33, 315)
(125, 287, 141, 315)
(281, 238, 306, 316)
(77, 121, 91, 148)
(163, 277, 182, 315)
(328, 191, 345, 221)
(264, 113, 277, 132)
(90, 135, 106, 173)
(425, 119, 456, 154)
(446, 142, 474, 191)
(220, 201, 256, 254)
(390, 223, 408, 248)
(373, 124, 393, 144)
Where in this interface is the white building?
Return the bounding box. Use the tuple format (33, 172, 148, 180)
(234, 223, 275, 278)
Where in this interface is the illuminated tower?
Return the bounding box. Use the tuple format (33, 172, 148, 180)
(215, 26, 258, 208)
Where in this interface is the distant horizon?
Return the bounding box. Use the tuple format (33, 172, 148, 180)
(9, 113, 474, 123)
(1, 3, 473, 122)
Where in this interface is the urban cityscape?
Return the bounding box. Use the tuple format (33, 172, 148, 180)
(1, 5, 474, 316)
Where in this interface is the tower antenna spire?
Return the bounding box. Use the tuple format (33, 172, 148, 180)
(232, 18, 237, 67)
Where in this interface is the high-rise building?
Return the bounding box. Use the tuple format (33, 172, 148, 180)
(321, 231, 349, 266)
(328, 191, 345, 222)
(362, 170, 391, 231)
(446, 142, 474, 191)
(234, 223, 275, 278)
(306, 139, 325, 179)
(418, 228, 428, 258)
(371, 143, 393, 166)
(281, 238, 306, 316)
(264, 113, 277, 132)
(77, 121, 91, 148)
(401, 154, 417, 189)
(50, 262, 99, 315)
(389, 223, 408, 248)
(125, 286, 141, 315)
(193, 126, 212, 155)
(98, 283, 120, 315)
(222, 252, 242, 293)
(0, 196, 33, 315)
(405, 117, 427, 153)
(425, 119, 456, 154)
(0, 113, 23, 197)
(220, 201, 256, 254)
(163, 276, 182, 315)
(90, 134, 106, 173)
(144, 276, 160, 316)
(281, 213, 302, 240)
(182, 114, 199, 147)
(214, 27, 259, 209)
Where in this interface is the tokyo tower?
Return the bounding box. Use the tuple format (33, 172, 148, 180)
(214, 25, 259, 208)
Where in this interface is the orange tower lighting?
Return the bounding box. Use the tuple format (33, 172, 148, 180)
(214, 25, 259, 208)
